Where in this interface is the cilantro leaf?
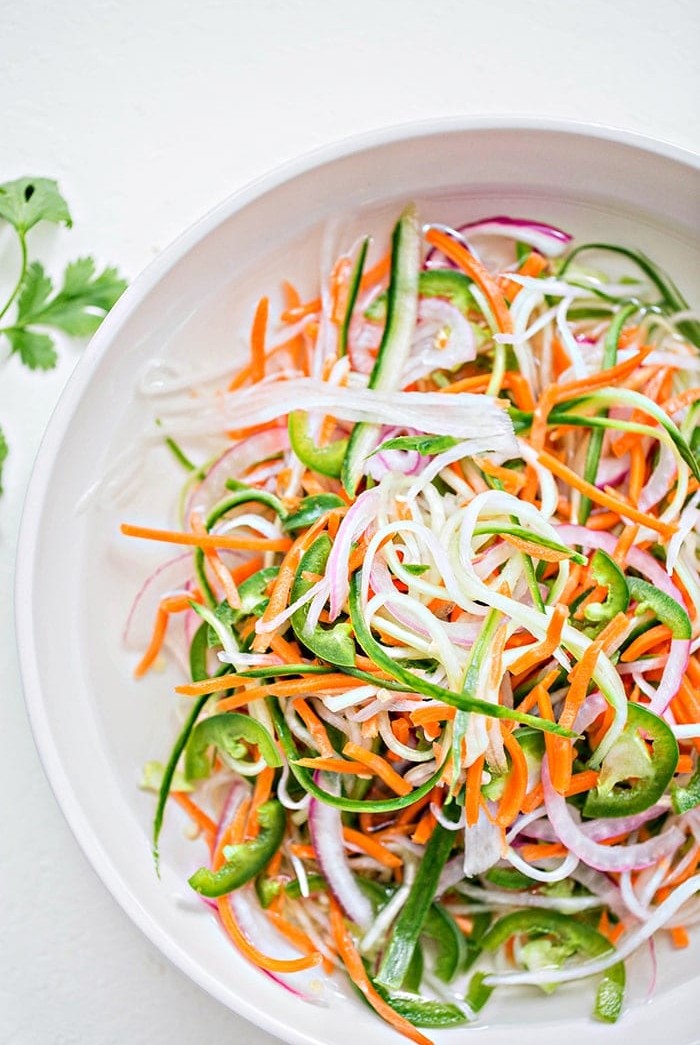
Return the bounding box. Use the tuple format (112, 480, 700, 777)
(4, 327, 57, 370)
(28, 257, 127, 335)
(0, 425, 7, 494)
(0, 177, 72, 234)
(16, 262, 53, 322)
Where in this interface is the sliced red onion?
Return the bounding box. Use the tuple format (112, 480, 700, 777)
(399, 299, 477, 387)
(506, 847, 579, 884)
(436, 854, 466, 896)
(639, 440, 676, 512)
(326, 488, 381, 620)
(569, 865, 628, 920)
(463, 804, 503, 877)
(123, 551, 193, 649)
(617, 655, 668, 675)
(308, 773, 372, 929)
(594, 454, 630, 490)
(484, 874, 700, 989)
(365, 426, 423, 481)
(226, 887, 332, 1004)
(542, 757, 683, 872)
(213, 778, 250, 852)
(458, 881, 599, 914)
(573, 691, 608, 734)
(185, 427, 290, 518)
(456, 216, 573, 258)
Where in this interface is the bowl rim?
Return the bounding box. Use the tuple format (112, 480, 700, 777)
(14, 115, 700, 1044)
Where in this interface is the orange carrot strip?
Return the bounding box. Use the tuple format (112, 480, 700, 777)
(425, 227, 513, 334)
(410, 705, 457, 727)
(191, 511, 241, 609)
(620, 624, 673, 663)
(521, 768, 600, 814)
(531, 347, 652, 446)
(120, 523, 292, 553)
(177, 671, 368, 699)
(289, 844, 316, 860)
(246, 766, 275, 837)
(509, 604, 568, 677)
(559, 613, 629, 732)
(520, 842, 568, 861)
(537, 685, 572, 795)
(266, 909, 331, 969)
(269, 633, 303, 663)
(328, 897, 432, 1045)
(411, 809, 437, 845)
(249, 297, 269, 383)
(294, 757, 371, 775)
(465, 755, 485, 827)
(171, 792, 218, 840)
(663, 387, 700, 416)
(360, 251, 391, 291)
(293, 697, 334, 757)
(343, 742, 412, 796)
(134, 592, 204, 678)
(587, 511, 623, 531)
(537, 450, 676, 538)
(496, 729, 529, 827)
(669, 926, 690, 949)
(218, 896, 321, 973)
(342, 826, 402, 869)
(612, 525, 639, 568)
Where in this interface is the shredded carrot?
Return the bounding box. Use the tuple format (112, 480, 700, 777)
(411, 808, 437, 845)
(342, 826, 402, 869)
(177, 670, 366, 700)
(293, 697, 335, 757)
(509, 604, 568, 677)
(268, 633, 302, 663)
(531, 347, 652, 448)
(246, 766, 275, 837)
(465, 755, 485, 827)
(537, 450, 676, 538)
(191, 511, 241, 609)
(171, 792, 217, 840)
(663, 386, 700, 416)
(248, 297, 269, 383)
(620, 624, 673, 663)
(669, 926, 690, 949)
(496, 729, 529, 827)
(519, 842, 568, 861)
(343, 742, 412, 797)
(328, 897, 432, 1045)
(294, 756, 372, 776)
(612, 525, 639, 567)
(424, 227, 513, 334)
(134, 591, 203, 678)
(120, 522, 292, 554)
(521, 768, 600, 814)
(217, 895, 321, 974)
(558, 613, 629, 731)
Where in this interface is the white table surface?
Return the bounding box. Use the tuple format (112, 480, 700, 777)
(1, 1, 698, 1043)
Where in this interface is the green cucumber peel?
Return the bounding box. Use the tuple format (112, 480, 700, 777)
(339, 237, 369, 356)
(342, 204, 421, 495)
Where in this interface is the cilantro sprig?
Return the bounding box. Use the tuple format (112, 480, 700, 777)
(0, 176, 127, 493)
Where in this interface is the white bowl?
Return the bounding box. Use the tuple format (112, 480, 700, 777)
(16, 119, 700, 1045)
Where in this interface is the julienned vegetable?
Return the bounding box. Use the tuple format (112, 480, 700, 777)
(123, 206, 699, 1043)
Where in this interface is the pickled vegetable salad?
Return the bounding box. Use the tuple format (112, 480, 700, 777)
(124, 206, 700, 1042)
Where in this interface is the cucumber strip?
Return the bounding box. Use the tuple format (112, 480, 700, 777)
(342, 205, 421, 495)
